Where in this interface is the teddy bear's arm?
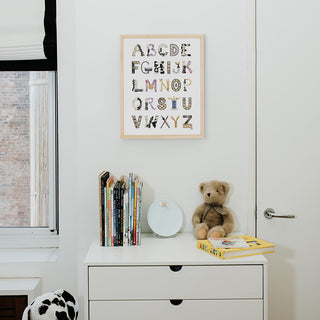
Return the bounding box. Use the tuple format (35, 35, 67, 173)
(192, 204, 206, 226)
(222, 207, 234, 235)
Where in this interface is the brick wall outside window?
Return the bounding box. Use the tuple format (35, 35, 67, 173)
(0, 72, 30, 226)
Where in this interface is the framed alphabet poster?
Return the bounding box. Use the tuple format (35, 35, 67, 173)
(120, 34, 204, 139)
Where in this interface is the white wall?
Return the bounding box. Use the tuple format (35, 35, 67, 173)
(75, 0, 255, 234)
(0, 1, 255, 319)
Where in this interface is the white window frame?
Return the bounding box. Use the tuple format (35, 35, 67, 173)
(0, 71, 58, 248)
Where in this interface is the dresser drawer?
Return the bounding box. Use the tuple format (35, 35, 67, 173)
(90, 300, 263, 320)
(89, 265, 262, 300)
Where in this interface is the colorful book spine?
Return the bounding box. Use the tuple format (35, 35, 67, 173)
(123, 191, 129, 246)
(136, 182, 140, 245)
(108, 184, 112, 246)
(128, 173, 132, 246)
(110, 185, 114, 246)
(104, 186, 108, 246)
(133, 178, 138, 245)
(106, 176, 114, 247)
(113, 182, 119, 246)
(137, 181, 143, 245)
(130, 174, 135, 245)
(98, 171, 104, 246)
(98, 171, 109, 246)
(119, 181, 124, 246)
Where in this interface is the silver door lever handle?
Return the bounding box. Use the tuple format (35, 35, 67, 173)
(264, 208, 296, 219)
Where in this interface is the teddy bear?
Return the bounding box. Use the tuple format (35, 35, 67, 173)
(192, 180, 234, 239)
(22, 289, 79, 320)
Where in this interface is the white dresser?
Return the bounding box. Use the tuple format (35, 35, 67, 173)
(84, 233, 267, 320)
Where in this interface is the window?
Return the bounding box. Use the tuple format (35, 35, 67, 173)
(0, 0, 57, 248)
(0, 70, 58, 248)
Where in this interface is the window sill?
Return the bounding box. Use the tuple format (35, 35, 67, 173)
(0, 233, 59, 250)
(0, 247, 59, 263)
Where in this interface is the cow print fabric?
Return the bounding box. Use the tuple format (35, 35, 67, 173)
(22, 290, 79, 320)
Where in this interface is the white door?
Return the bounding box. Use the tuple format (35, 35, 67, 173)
(257, 1, 320, 319)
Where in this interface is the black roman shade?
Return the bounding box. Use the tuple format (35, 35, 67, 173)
(0, 0, 57, 71)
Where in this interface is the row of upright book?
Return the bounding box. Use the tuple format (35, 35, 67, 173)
(99, 171, 143, 246)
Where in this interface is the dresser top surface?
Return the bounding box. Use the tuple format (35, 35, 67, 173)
(84, 233, 268, 266)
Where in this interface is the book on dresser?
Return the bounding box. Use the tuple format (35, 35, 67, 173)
(98, 171, 143, 247)
(119, 178, 125, 246)
(106, 175, 115, 246)
(197, 235, 275, 259)
(113, 180, 120, 246)
(98, 171, 109, 246)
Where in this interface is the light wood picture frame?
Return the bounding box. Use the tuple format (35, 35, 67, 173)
(120, 34, 204, 139)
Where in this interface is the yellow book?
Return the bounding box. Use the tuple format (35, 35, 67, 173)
(197, 235, 275, 259)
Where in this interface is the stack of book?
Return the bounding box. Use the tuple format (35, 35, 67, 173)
(99, 171, 143, 246)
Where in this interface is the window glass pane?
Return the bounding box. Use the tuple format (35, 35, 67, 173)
(0, 71, 52, 227)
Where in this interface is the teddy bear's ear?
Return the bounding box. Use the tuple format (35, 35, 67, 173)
(199, 183, 206, 194)
(220, 182, 230, 194)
